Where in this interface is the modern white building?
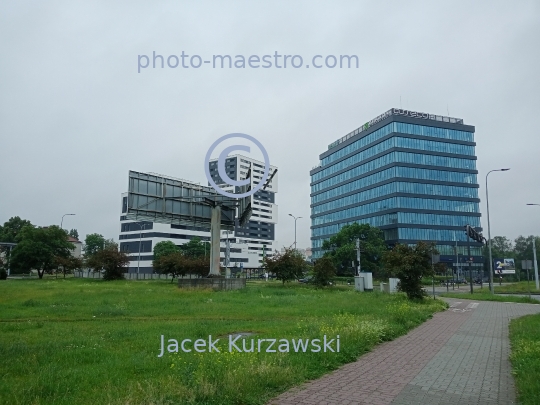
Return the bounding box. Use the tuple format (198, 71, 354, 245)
(119, 154, 278, 273)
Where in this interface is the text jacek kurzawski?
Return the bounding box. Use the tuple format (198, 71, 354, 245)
(157, 335, 340, 357)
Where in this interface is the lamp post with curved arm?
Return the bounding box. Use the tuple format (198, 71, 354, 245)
(288, 214, 302, 249)
(486, 168, 510, 294)
(61, 214, 75, 230)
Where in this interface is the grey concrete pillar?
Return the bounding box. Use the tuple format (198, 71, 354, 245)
(209, 205, 222, 276)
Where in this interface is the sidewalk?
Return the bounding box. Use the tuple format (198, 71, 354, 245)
(268, 299, 540, 405)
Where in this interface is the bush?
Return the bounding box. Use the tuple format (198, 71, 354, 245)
(313, 257, 336, 287)
(0, 268, 7, 280)
(383, 241, 436, 300)
(86, 245, 129, 281)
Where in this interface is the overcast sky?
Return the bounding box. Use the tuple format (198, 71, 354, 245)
(1, 1, 539, 249)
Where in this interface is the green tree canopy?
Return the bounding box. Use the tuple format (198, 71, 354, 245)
(10, 225, 74, 279)
(86, 243, 129, 280)
(154, 252, 209, 282)
(382, 241, 437, 300)
(153, 241, 179, 262)
(263, 248, 308, 284)
(179, 237, 208, 259)
(0, 216, 33, 243)
(321, 223, 387, 276)
(83, 233, 114, 258)
(68, 229, 79, 240)
(312, 257, 336, 287)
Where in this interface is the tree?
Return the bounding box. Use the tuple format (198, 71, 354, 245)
(68, 229, 79, 240)
(55, 255, 83, 278)
(10, 226, 75, 279)
(153, 241, 179, 262)
(83, 233, 114, 258)
(491, 236, 513, 256)
(383, 241, 437, 300)
(154, 252, 210, 283)
(312, 257, 336, 287)
(86, 244, 129, 280)
(0, 217, 33, 272)
(179, 237, 208, 258)
(321, 223, 387, 277)
(0, 216, 33, 243)
(263, 248, 308, 285)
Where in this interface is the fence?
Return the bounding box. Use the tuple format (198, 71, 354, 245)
(73, 269, 268, 280)
(74, 270, 175, 280)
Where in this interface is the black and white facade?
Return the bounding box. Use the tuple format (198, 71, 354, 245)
(207, 153, 279, 266)
(119, 155, 278, 273)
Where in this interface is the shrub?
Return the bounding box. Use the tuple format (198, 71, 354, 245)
(312, 257, 336, 287)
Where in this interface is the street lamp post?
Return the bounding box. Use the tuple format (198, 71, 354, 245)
(61, 214, 76, 230)
(486, 168, 510, 294)
(288, 214, 302, 249)
(526, 204, 540, 290)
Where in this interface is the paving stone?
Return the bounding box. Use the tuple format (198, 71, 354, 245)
(267, 299, 540, 405)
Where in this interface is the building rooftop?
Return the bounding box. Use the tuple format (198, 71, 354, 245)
(328, 108, 465, 150)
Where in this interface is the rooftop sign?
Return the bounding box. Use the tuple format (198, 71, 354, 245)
(328, 108, 464, 150)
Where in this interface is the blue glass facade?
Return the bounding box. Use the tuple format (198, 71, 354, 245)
(310, 109, 483, 265)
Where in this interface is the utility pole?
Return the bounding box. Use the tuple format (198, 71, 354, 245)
(356, 239, 361, 276)
(288, 214, 302, 249)
(526, 204, 540, 290)
(466, 225, 473, 294)
(534, 237, 539, 290)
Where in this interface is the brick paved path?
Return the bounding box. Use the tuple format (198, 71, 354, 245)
(268, 299, 540, 405)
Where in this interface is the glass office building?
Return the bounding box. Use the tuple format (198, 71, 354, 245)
(310, 108, 483, 268)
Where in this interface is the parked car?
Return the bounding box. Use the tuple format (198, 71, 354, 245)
(298, 276, 313, 284)
(455, 278, 468, 284)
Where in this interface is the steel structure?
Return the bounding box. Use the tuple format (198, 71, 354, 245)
(125, 170, 252, 276)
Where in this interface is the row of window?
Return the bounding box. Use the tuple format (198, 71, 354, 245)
(311, 244, 482, 259)
(311, 151, 477, 190)
(120, 221, 154, 232)
(312, 197, 480, 226)
(312, 181, 478, 215)
(395, 228, 478, 242)
(311, 213, 482, 237)
(313, 137, 476, 181)
(321, 122, 474, 166)
(119, 232, 210, 241)
(312, 166, 478, 201)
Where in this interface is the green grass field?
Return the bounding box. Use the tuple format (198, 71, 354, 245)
(495, 281, 540, 295)
(439, 291, 540, 304)
(0, 278, 446, 405)
(510, 313, 540, 405)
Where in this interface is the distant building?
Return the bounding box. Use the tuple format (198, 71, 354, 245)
(68, 236, 82, 258)
(310, 108, 483, 271)
(119, 154, 278, 273)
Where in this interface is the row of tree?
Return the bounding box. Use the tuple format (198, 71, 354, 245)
(263, 223, 439, 299)
(482, 235, 540, 273)
(0, 217, 129, 280)
(152, 239, 210, 282)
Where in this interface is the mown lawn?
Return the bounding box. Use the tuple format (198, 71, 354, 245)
(440, 291, 540, 304)
(510, 313, 540, 405)
(0, 278, 446, 405)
